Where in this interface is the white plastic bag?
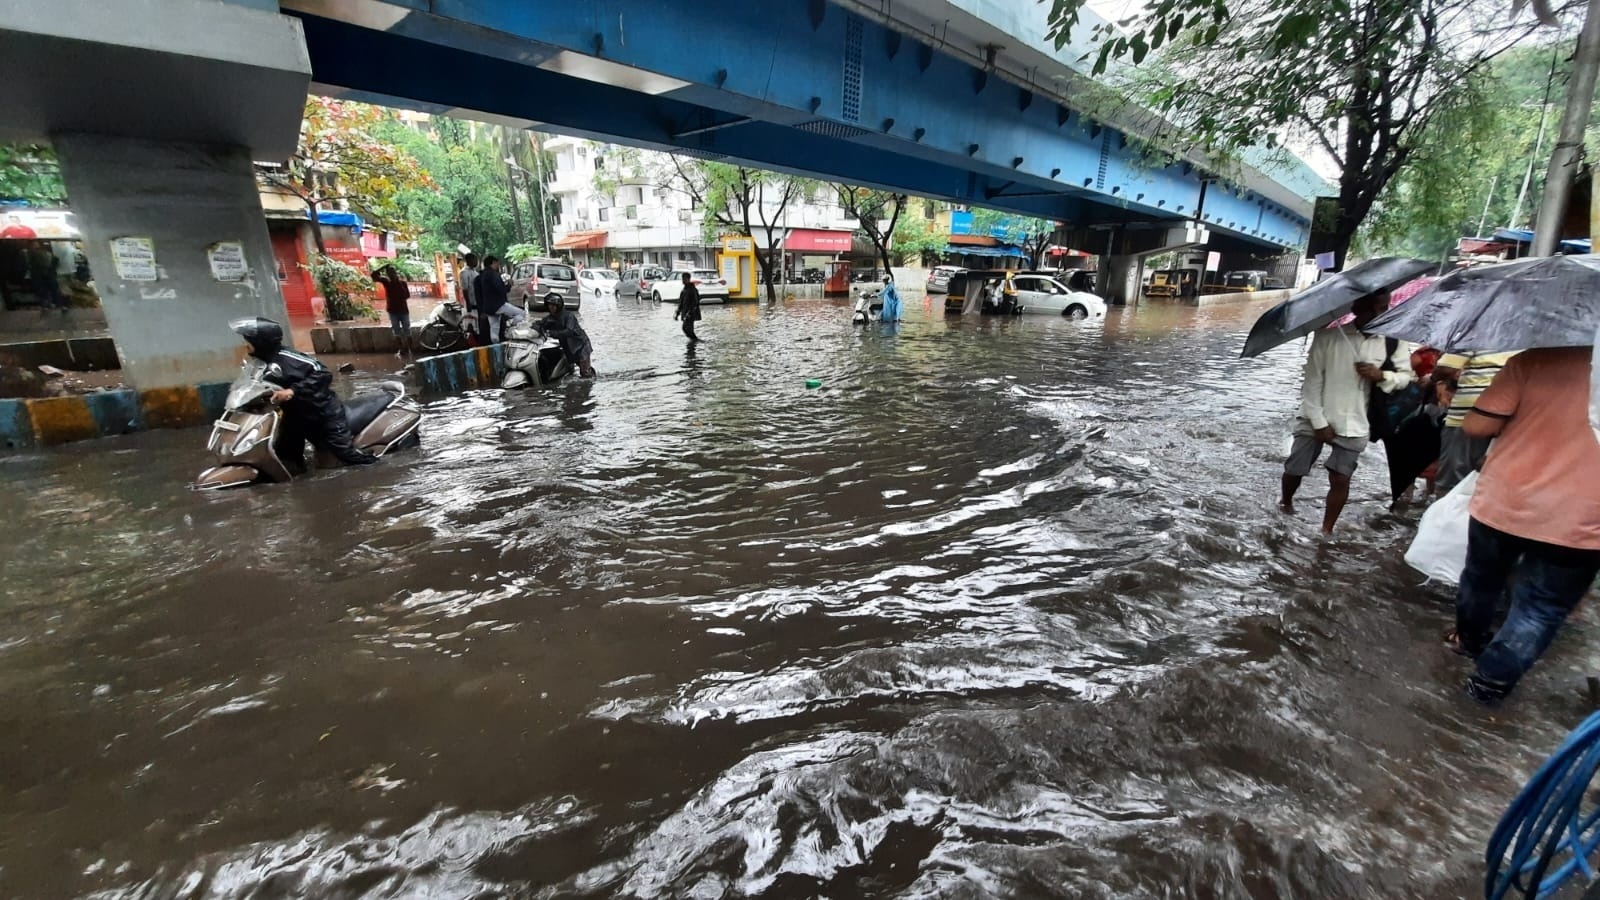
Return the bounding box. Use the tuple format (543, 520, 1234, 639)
(1404, 472, 1479, 584)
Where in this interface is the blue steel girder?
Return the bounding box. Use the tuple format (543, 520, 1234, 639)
(281, 0, 1310, 249)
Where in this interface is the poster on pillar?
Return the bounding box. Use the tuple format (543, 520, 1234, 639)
(110, 236, 158, 282)
(207, 241, 248, 282)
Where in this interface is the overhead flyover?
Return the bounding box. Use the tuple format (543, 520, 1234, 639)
(279, 0, 1325, 260)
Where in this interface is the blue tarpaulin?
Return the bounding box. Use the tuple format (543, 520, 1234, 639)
(1490, 228, 1590, 254)
(311, 209, 364, 234)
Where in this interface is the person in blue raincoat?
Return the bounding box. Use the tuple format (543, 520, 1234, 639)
(879, 272, 902, 322)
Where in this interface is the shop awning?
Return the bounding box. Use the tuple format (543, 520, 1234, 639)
(555, 229, 608, 250)
(312, 209, 364, 234)
(1046, 245, 1092, 257)
(783, 228, 853, 252)
(944, 244, 1023, 258)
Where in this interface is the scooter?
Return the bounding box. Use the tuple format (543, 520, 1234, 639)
(417, 300, 472, 352)
(501, 320, 573, 388)
(193, 360, 422, 490)
(851, 286, 883, 325)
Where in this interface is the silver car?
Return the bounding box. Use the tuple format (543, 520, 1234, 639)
(925, 265, 966, 293)
(509, 260, 578, 309)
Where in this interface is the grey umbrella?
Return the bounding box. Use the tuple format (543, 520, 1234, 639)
(1366, 254, 1600, 353)
(1239, 257, 1436, 358)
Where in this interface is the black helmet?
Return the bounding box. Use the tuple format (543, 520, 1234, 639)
(230, 316, 284, 358)
(543, 292, 564, 311)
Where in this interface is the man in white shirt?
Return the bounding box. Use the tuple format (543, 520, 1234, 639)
(1278, 292, 1415, 534)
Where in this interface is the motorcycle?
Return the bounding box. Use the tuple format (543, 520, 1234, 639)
(418, 300, 472, 353)
(193, 360, 422, 490)
(851, 286, 883, 325)
(501, 319, 573, 388)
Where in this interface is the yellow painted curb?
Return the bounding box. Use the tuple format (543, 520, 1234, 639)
(27, 396, 98, 446)
(475, 347, 493, 386)
(139, 386, 205, 430)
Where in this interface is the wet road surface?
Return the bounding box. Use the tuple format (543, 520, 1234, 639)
(3, 294, 1597, 898)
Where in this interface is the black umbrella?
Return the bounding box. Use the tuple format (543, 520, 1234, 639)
(1366, 254, 1600, 353)
(1239, 257, 1436, 358)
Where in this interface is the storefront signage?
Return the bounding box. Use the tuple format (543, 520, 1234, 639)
(110, 236, 158, 282)
(207, 241, 248, 282)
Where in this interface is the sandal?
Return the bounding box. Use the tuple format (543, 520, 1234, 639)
(1442, 628, 1478, 659)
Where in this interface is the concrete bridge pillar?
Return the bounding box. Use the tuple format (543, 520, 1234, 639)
(1092, 221, 1211, 306)
(54, 135, 291, 388)
(0, 0, 311, 388)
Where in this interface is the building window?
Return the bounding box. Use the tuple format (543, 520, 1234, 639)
(599, 207, 610, 222)
(595, 156, 605, 171)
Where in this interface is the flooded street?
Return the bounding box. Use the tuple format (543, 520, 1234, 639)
(3, 294, 1596, 898)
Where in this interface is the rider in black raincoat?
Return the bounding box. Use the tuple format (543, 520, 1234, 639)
(231, 317, 377, 471)
(535, 293, 595, 377)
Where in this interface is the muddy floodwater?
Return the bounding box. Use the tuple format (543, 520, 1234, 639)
(3, 294, 1596, 898)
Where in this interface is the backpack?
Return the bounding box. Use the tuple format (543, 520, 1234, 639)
(1368, 337, 1426, 442)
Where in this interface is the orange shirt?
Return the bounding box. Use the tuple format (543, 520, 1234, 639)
(1470, 348, 1600, 550)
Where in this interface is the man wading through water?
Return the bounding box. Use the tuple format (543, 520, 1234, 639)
(1278, 292, 1414, 533)
(673, 271, 702, 342)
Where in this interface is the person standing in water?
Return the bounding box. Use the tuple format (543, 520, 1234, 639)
(879, 272, 902, 322)
(673, 272, 702, 342)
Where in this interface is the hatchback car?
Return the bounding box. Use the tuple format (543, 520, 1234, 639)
(651, 269, 729, 303)
(1008, 273, 1107, 319)
(509, 260, 578, 309)
(577, 267, 619, 299)
(618, 265, 670, 300)
(925, 265, 966, 293)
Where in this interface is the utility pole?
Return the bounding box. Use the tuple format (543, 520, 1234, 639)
(529, 131, 553, 255)
(1532, 0, 1600, 257)
(501, 132, 526, 244)
(1509, 50, 1559, 230)
(1476, 175, 1499, 238)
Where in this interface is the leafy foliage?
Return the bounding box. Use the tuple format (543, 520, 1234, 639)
(375, 116, 519, 261)
(259, 98, 432, 254)
(308, 253, 376, 322)
(1047, 0, 1551, 263)
(891, 207, 946, 265)
(0, 144, 66, 205)
(505, 242, 546, 264)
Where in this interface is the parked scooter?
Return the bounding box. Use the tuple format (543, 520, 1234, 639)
(418, 300, 472, 352)
(851, 286, 883, 325)
(193, 360, 421, 490)
(501, 319, 573, 388)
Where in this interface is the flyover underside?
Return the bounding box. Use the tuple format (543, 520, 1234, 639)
(284, 0, 1308, 252)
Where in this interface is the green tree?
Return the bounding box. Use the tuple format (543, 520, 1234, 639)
(1046, 0, 1548, 266)
(835, 187, 907, 274)
(256, 97, 431, 255)
(670, 158, 810, 301)
(0, 144, 66, 205)
(969, 209, 1058, 267)
(377, 116, 518, 262)
(892, 209, 945, 266)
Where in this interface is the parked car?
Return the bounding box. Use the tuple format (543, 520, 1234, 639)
(1008, 273, 1107, 319)
(618, 265, 670, 300)
(508, 259, 578, 308)
(577, 267, 619, 299)
(925, 265, 966, 293)
(650, 268, 730, 303)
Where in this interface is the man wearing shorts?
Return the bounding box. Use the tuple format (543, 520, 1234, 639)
(1279, 292, 1414, 534)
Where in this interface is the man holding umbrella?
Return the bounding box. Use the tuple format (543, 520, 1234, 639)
(1244, 259, 1435, 533)
(1277, 291, 1415, 533)
(1367, 254, 1600, 704)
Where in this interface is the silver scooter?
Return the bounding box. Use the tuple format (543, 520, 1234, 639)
(502, 320, 573, 388)
(193, 360, 421, 490)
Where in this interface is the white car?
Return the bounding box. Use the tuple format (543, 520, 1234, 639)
(577, 267, 619, 299)
(1009, 273, 1107, 319)
(649, 269, 730, 303)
